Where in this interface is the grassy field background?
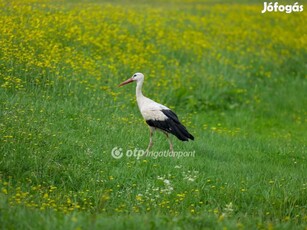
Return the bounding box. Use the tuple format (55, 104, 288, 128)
(0, 0, 306, 229)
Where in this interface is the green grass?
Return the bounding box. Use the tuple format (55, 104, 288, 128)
(0, 0, 306, 229)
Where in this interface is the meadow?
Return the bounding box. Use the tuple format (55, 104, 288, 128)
(0, 0, 306, 229)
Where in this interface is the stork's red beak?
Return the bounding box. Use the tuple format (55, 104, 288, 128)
(118, 78, 134, 87)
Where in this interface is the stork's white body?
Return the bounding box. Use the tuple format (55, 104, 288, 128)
(136, 82, 168, 121)
(119, 73, 194, 152)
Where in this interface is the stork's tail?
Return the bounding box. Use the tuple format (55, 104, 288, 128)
(171, 122, 194, 141)
(159, 109, 194, 141)
(146, 119, 194, 141)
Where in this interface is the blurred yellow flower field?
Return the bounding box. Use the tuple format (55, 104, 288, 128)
(1, 0, 305, 92)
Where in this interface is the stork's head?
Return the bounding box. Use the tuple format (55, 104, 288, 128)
(118, 73, 144, 87)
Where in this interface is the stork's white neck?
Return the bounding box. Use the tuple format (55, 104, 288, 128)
(136, 78, 146, 110)
(136, 79, 144, 99)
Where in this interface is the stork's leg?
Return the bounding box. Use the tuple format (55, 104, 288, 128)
(146, 127, 154, 152)
(164, 132, 174, 156)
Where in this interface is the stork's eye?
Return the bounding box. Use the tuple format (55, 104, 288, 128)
(133, 74, 137, 77)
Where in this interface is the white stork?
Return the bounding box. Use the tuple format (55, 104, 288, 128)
(119, 73, 194, 152)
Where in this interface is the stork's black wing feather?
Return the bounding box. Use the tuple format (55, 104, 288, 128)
(146, 109, 194, 141)
(161, 109, 180, 124)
